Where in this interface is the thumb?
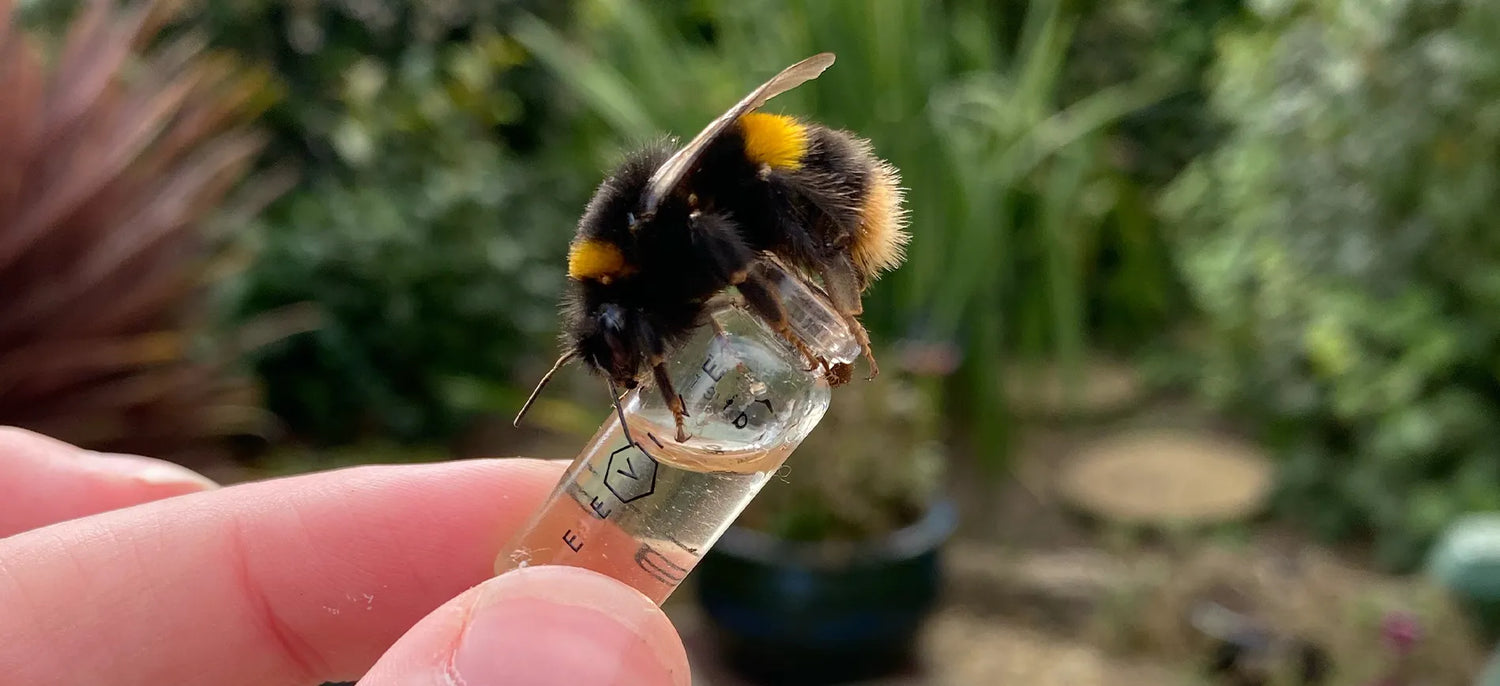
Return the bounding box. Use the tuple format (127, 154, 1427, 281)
(359, 565, 691, 686)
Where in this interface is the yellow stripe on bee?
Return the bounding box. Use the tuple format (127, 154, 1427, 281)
(567, 239, 634, 282)
(738, 112, 808, 171)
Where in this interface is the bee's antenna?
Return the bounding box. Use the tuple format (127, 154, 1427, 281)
(513, 351, 577, 427)
(605, 377, 638, 446)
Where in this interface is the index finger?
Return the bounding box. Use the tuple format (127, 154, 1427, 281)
(0, 456, 568, 685)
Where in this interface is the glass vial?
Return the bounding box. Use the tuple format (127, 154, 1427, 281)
(493, 261, 860, 604)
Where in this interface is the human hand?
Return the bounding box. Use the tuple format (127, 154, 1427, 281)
(0, 427, 691, 685)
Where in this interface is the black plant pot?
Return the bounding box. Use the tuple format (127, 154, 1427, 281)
(693, 497, 959, 685)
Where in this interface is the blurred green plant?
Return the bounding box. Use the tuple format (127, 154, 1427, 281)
(188, 1, 574, 161)
(191, 2, 589, 445)
(1163, 0, 1500, 571)
(0, 0, 301, 461)
(511, 0, 1177, 467)
(1067, 0, 1247, 187)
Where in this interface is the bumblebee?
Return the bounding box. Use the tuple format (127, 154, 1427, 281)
(515, 53, 909, 442)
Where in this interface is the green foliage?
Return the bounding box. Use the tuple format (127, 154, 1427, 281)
(205, 3, 588, 444)
(1068, 0, 1248, 186)
(1163, 0, 1500, 571)
(513, 0, 1178, 467)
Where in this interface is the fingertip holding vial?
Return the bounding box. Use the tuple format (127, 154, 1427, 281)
(494, 262, 857, 604)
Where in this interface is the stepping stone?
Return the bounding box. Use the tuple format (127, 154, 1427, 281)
(1056, 428, 1274, 527)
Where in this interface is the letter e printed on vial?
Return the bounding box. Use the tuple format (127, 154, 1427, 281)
(701, 346, 731, 382)
(698, 339, 735, 407)
(562, 529, 583, 553)
(589, 495, 613, 520)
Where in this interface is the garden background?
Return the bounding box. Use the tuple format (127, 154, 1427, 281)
(7, 0, 1500, 683)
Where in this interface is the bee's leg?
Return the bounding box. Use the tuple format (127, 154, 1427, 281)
(818, 256, 880, 380)
(650, 358, 691, 442)
(708, 313, 730, 340)
(735, 270, 826, 373)
(641, 321, 691, 442)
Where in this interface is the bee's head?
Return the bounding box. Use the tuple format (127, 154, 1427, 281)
(564, 294, 646, 389)
(516, 142, 679, 428)
(517, 294, 644, 429)
(554, 142, 687, 390)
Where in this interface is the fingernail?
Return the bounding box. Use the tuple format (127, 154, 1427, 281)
(451, 566, 688, 686)
(76, 452, 219, 490)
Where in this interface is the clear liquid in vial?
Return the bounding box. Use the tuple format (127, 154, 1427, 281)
(495, 272, 857, 603)
(499, 419, 795, 604)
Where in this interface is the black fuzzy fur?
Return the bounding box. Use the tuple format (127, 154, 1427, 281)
(560, 119, 887, 388)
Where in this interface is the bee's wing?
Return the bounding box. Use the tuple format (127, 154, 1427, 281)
(640, 52, 835, 217)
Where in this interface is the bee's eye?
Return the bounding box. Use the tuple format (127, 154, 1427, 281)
(626, 212, 636, 227)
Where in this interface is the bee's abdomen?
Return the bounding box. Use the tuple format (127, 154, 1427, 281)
(843, 144, 908, 281)
(695, 114, 909, 287)
(783, 124, 909, 284)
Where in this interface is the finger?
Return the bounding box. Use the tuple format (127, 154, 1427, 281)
(0, 456, 569, 685)
(0, 426, 217, 537)
(359, 566, 690, 686)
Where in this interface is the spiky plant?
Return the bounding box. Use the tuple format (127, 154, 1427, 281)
(0, 0, 292, 462)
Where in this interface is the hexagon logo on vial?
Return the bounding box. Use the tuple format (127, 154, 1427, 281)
(605, 442, 658, 503)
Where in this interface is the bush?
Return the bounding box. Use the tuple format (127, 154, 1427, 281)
(1163, 0, 1500, 571)
(206, 2, 586, 444)
(1067, 0, 1247, 187)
